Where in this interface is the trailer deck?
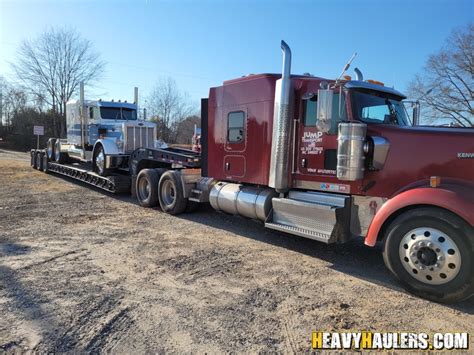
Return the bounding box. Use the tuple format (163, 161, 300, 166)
(31, 146, 202, 195)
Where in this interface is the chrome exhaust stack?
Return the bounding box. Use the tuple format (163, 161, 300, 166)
(354, 67, 363, 81)
(269, 40, 293, 193)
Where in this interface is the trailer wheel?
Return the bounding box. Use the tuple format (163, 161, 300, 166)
(136, 169, 159, 208)
(93, 145, 110, 176)
(54, 139, 68, 164)
(31, 150, 36, 168)
(158, 171, 187, 215)
(383, 207, 473, 303)
(35, 152, 43, 171)
(42, 153, 49, 173)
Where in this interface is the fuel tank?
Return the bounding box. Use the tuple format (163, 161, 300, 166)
(209, 182, 277, 221)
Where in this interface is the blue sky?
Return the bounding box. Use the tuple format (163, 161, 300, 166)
(0, 0, 472, 109)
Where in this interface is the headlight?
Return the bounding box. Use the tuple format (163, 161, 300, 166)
(116, 138, 124, 149)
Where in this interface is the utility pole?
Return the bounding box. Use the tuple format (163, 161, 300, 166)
(0, 86, 3, 128)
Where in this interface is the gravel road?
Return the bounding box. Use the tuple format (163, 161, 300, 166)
(0, 149, 472, 352)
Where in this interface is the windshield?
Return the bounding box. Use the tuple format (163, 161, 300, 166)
(351, 89, 409, 126)
(100, 107, 137, 120)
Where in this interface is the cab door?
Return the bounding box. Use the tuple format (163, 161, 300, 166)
(296, 93, 346, 178)
(223, 109, 246, 178)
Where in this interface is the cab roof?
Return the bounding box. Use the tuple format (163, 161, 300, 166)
(345, 80, 406, 99)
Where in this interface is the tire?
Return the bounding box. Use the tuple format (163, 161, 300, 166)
(136, 169, 159, 208)
(35, 152, 43, 171)
(42, 153, 49, 173)
(31, 151, 36, 168)
(382, 207, 473, 303)
(93, 145, 110, 176)
(158, 170, 187, 215)
(54, 139, 68, 164)
(47, 138, 56, 160)
(32, 151, 38, 169)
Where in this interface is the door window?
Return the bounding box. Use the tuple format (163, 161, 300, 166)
(303, 93, 347, 133)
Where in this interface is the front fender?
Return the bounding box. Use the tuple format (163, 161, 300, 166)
(93, 138, 121, 155)
(364, 185, 474, 247)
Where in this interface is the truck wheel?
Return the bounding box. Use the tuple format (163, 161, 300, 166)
(383, 207, 473, 303)
(31, 151, 36, 168)
(93, 145, 110, 176)
(42, 153, 49, 173)
(47, 138, 55, 160)
(35, 152, 43, 171)
(158, 171, 187, 215)
(136, 169, 159, 208)
(54, 139, 68, 164)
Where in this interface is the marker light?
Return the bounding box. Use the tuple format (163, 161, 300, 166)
(367, 79, 385, 86)
(430, 176, 441, 188)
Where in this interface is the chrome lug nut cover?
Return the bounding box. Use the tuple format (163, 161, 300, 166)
(399, 227, 461, 285)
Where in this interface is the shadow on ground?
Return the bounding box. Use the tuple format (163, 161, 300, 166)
(38, 174, 474, 313)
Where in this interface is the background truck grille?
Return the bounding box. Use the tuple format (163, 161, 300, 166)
(125, 126, 155, 152)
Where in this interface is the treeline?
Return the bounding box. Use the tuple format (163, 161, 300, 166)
(0, 27, 200, 151)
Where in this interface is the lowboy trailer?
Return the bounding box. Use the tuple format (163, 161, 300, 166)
(31, 40, 473, 303)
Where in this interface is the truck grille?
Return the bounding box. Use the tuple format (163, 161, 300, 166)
(125, 126, 155, 152)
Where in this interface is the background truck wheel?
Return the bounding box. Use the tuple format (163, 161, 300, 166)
(47, 138, 56, 160)
(93, 145, 110, 176)
(136, 169, 159, 208)
(54, 139, 68, 164)
(35, 152, 43, 171)
(382, 207, 473, 303)
(42, 153, 49, 173)
(30, 150, 36, 168)
(158, 170, 187, 215)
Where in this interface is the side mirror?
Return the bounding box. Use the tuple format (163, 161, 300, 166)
(412, 101, 420, 126)
(316, 89, 334, 133)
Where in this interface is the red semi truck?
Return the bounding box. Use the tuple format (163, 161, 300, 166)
(32, 41, 473, 303)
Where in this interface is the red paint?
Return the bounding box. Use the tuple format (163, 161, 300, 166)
(208, 74, 278, 185)
(364, 185, 474, 247)
(207, 74, 474, 245)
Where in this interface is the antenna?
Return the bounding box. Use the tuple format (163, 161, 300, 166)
(335, 52, 357, 84)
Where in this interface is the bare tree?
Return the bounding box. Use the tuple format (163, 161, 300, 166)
(408, 23, 473, 127)
(147, 77, 194, 143)
(11, 27, 105, 136)
(174, 115, 201, 145)
(0, 77, 28, 128)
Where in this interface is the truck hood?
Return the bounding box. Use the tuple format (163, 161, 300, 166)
(364, 125, 474, 197)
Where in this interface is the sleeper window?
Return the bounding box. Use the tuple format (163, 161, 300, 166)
(228, 111, 245, 143)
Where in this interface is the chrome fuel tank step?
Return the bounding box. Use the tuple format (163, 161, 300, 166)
(265, 191, 351, 244)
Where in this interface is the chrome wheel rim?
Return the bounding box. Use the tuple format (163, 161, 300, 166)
(54, 141, 61, 162)
(96, 150, 105, 174)
(399, 227, 461, 285)
(47, 142, 54, 159)
(161, 180, 176, 207)
(138, 177, 151, 201)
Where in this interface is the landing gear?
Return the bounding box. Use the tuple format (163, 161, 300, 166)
(383, 207, 473, 303)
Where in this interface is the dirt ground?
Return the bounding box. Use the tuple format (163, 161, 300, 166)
(0, 149, 472, 352)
